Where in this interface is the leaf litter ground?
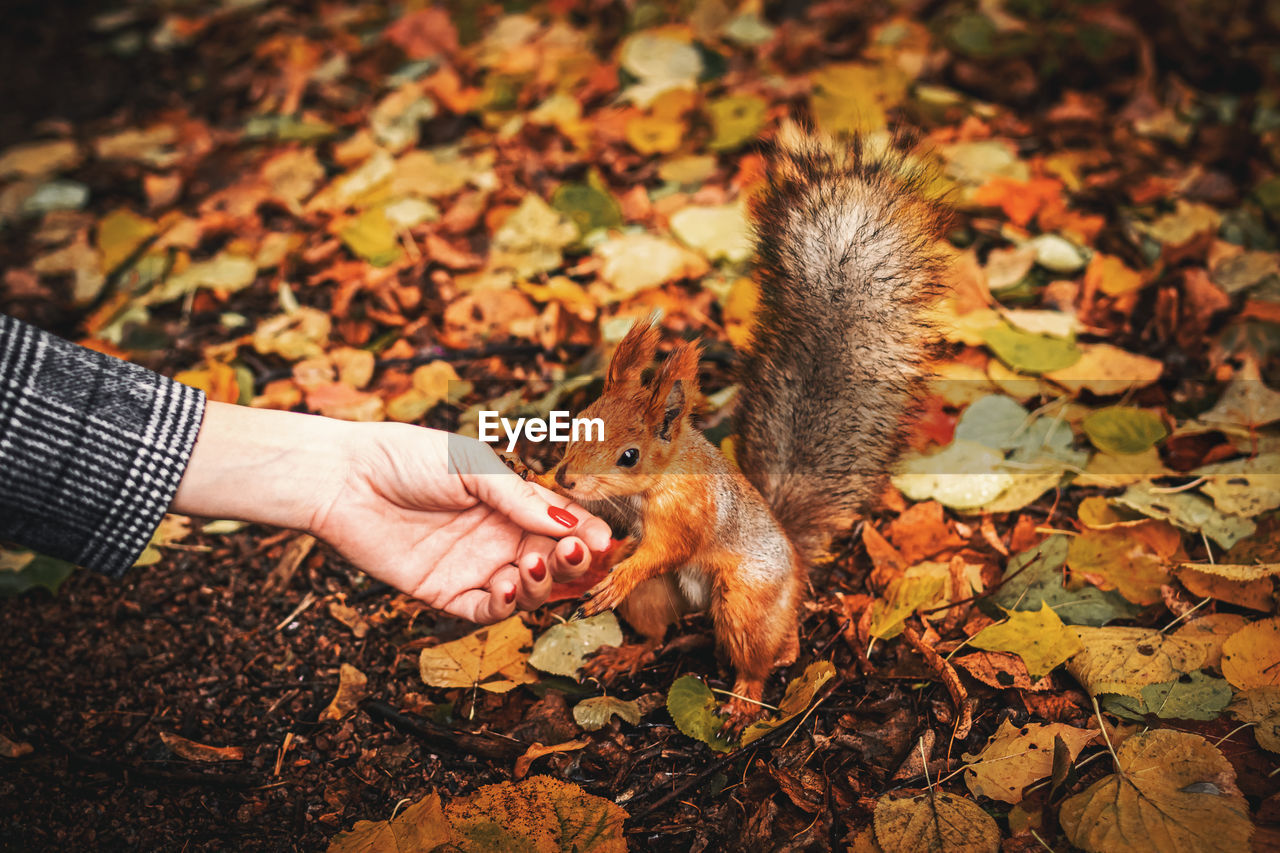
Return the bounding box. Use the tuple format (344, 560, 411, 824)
(2, 0, 1280, 850)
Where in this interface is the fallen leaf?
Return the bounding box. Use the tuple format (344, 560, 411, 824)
(891, 441, 1014, 511)
(97, 208, 158, 273)
(954, 651, 1054, 691)
(1104, 670, 1232, 721)
(1221, 617, 1280, 690)
(1228, 686, 1280, 753)
(328, 601, 371, 638)
(445, 776, 628, 852)
(1084, 253, 1147, 297)
(1059, 729, 1251, 853)
(1173, 613, 1250, 668)
(1045, 344, 1163, 395)
(489, 193, 578, 277)
(1199, 358, 1280, 429)
(669, 202, 753, 263)
(982, 324, 1082, 374)
(666, 675, 734, 752)
(962, 720, 1097, 804)
(706, 95, 767, 151)
(573, 696, 642, 731)
(528, 612, 623, 677)
(1066, 524, 1182, 605)
(969, 603, 1084, 678)
(419, 616, 538, 693)
(1194, 453, 1280, 517)
(513, 739, 590, 780)
(319, 663, 369, 722)
(1082, 407, 1168, 455)
(326, 791, 455, 852)
(0, 139, 80, 178)
(1114, 481, 1256, 550)
(1066, 626, 1210, 698)
(740, 660, 836, 745)
(873, 789, 999, 853)
(1175, 562, 1278, 611)
(592, 232, 708, 302)
(991, 536, 1141, 626)
(159, 732, 245, 762)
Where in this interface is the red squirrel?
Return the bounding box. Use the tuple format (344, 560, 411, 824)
(527, 126, 950, 731)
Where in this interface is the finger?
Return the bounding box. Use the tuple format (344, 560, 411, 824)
(446, 569, 519, 624)
(469, 462, 591, 538)
(527, 483, 613, 553)
(548, 536, 592, 583)
(514, 549, 552, 610)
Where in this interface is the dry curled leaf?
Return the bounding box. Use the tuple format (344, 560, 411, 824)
(319, 663, 369, 722)
(962, 720, 1097, 804)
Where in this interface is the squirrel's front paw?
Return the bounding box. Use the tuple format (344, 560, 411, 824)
(718, 696, 766, 739)
(572, 577, 626, 619)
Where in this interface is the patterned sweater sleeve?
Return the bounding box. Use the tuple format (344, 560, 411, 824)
(0, 314, 206, 577)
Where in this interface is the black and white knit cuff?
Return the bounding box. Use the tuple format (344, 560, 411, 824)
(0, 315, 207, 577)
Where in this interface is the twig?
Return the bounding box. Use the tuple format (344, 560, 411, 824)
(361, 699, 524, 762)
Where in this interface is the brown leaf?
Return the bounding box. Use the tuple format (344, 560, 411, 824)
(319, 663, 369, 722)
(159, 732, 245, 762)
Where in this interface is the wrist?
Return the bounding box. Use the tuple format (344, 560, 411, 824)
(171, 401, 355, 533)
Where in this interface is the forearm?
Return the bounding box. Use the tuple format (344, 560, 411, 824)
(171, 401, 351, 533)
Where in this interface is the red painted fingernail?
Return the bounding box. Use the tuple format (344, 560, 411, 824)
(567, 542, 584, 564)
(548, 505, 577, 528)
(504, 587, 516, 604)
(529, 557, 546, 582)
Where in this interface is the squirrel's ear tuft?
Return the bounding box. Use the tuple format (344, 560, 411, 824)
(646, 341, 701, 438)
(606, 320, 661, 389)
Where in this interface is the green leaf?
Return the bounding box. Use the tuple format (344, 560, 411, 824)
(982, 324, 1082, 374)
(667, 675, 734, 752)
(528, 613, 623, 678)
(0, 548, 77, 596)
(1082, 406, 1168, 454)
(552, 179, 623, 239)
(954, 394, 1029, 450)
(988, 536, 1141, 627)
(1104, 671, 1233, 721)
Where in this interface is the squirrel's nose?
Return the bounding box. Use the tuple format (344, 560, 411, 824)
(555, 465, 575, 490)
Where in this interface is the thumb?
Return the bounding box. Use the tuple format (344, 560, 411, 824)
(469, 464, 583, 538)
(453, 437, 582, 537)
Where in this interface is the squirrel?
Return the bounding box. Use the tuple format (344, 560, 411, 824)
(523, 126, 950, 731)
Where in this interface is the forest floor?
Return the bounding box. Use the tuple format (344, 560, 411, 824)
(1, 0, 1279, 850)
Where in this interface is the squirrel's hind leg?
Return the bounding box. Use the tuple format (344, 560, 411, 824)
(711, 557, 800, 735)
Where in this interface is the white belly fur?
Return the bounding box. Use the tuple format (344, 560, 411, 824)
(677, 565, 712, 610)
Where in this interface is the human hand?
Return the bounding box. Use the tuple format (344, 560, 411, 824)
(172, 403, 611, 623)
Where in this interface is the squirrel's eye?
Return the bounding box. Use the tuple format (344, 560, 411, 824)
(617, 448, 640, 468)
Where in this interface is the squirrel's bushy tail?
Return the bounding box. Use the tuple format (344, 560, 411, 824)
(736, 126, 951, 569)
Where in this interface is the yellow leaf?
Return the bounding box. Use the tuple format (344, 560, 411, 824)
(873, 790, 999, 853)
(1221, 617, 1280, 690)
(1228, 686, 1280, 753)
(1044, 343, 1163, 396)
(868, 570, 948, 641)
(1066, 523, 1182, 605)
(625, 113, 686, 155)
(1066, 626, 1210, 698)
(722, 276, 759, 350)
(319, 663, 369, 721)
(326, 791, 455, 853)
(175, 360, 240, 404)
(669, 202, 752, 262)
(968, 603, 1083, 678)
(1059, 729, 1252, 853)
(97, 208, 158, 273)
(810, 62, 907, 135)
(1084, 253, 1147, 297)
(445, 776, 628, 852)
(740, 660, 836, 745)
(419, 615, 538, 693)
(962, 720, 1097, 804)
